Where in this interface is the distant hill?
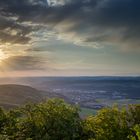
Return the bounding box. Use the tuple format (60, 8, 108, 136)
(0, 84, 44, 109)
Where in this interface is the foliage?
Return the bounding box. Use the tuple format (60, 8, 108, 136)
(0, 99, 140, 140)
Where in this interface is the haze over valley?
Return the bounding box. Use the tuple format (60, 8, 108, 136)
(0, 77, 140, 112)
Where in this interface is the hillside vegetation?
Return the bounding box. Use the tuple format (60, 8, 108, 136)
(0, 98, 140, 140)
(0, 84, 43, 109)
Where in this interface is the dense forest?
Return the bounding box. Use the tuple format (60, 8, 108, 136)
(0, 99, 140, 140)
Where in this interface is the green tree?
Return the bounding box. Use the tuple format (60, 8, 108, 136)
(83, 106, 130, 140)
(15, 99, 82, 140)
(0, 98, 140, 140)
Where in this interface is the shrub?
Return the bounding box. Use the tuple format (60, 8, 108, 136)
(0, 99, 140, 140)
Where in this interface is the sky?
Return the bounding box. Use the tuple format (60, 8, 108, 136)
(0, 0, 140, 77)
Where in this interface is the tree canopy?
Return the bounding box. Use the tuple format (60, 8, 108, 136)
(0, 98, 140, 140)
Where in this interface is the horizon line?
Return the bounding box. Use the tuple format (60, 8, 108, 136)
(0, 75, 140, 78)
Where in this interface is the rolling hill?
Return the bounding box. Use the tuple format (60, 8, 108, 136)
(0, 84, 44, 109)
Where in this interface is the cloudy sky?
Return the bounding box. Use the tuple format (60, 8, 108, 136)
(0, 0, 140, 77)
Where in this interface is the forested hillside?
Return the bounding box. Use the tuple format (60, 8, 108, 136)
(0, 99, 140, 140)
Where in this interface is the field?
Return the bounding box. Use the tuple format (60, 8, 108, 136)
(80, 107, 97, 117)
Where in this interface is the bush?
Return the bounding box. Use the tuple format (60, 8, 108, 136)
(0, 99, 140, 140)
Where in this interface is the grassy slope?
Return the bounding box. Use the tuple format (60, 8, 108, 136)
(80, 107, 97, 117)
(0, 84, 44, 109)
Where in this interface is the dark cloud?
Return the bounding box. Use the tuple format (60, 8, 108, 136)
(0, 0, 140, 48)
(0, 15, 36, 44)
(1, 55, 44, 71)
(0, 31, 31, 44)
